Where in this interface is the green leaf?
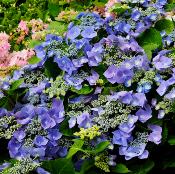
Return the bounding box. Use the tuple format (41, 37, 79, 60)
(10, 79, 24, 91)
(48, 21, 68, 36)
(66, 139, 84, 159)
(44, 57, 60, 78)
(28, 40, 42, 49)
(155, 19, 174, 34)
(168, 136, 175, 145)
(110, 3, 129, 15)
(60, 118, 74, 136)
(28, 56, 41, 65)
(80, 160, 94, 174)
(93, 0, 107, 7)
(165, 3, 175, 11)
(0, 97, 8, 108)
(141, 44, 158, 60)
(162, 123, 168, 143)
(92, 141, 110, 154)
(48, 0, 61, 17)
(137, 28, 162, 59)
(71, 85, 93, 95)
(131, 160, 154, 174)
(163, 158, 175, 169)
(113, 164, 130, 173)
(43, 158, 75, 174)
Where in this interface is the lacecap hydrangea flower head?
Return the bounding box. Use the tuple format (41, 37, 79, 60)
(0, 0, 174, 173)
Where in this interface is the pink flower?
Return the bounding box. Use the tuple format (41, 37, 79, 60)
(105, 0, 120, 17)
(9, 49, 35, 67)
(18, 20, 29, 34)
(0, 32, 10, 58)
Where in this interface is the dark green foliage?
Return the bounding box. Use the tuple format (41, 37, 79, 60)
(137, 28, 162, 59)
(42, 158, 75, 174)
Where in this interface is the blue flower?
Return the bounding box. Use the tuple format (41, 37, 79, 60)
(81, 26, 97, 39)
(35, 45, 46, 59)
(69, 117, 77, 128)
(37, 167, 51, 174)
(86, 70, 99, 86)
(34, 135, 48, 146)
(119, 144, 147, 160)
(131, 9, 141, 21)
(153, 51, 172, 71)
(77, 112, 92, 128)
(0, 163, 10, 172)
(104, 65, 133, 84)
(156, 80, 168, 96)
(13, 130, 26, 142)
(112, 130, 131, 146)
(47, 129, 62, 141)
(64, 73, 84, 90)
(8, 138, 22, 158)
(148, 125, 162, 144)
(40, 113, 56, 130)
(15, 104, 35, 125)
(131, 93, 147, 107)
(87, 43, 103, 66)
(136, 104, 152, 123)
(54, 56, 76, 75)
(46, 34, 62, 42)
(67, 26, 81, 40)
(115, 22, 131, 34)
(158, 110, 165, 119)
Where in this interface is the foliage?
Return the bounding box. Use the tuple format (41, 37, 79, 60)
(0, 0, 175, 174)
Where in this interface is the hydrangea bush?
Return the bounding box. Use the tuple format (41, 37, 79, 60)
(0, 0, 175, 173)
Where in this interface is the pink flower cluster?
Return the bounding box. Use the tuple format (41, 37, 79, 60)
(0, 32, 35, 68)
(105, 0, 119, 17)
(29, 19, 48, 33)
(8, 49, 35, 67)
(0, 32, 11, 59)
(17, 20, 29, 34)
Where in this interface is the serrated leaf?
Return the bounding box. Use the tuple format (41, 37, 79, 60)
(10, 79, 24, 91)
(168, 136, 175, 145)
(155, 19, 174, 34)
(66, 139, 84, 159)
(42, 158, 75, 174)
(92, 141, 110, 154)
(113, 163, 130, 173)
(28, 56, 41, 64)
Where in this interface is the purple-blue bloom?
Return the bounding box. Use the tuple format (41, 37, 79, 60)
(67, 26, 81, 40)
(104, 65, 133, 84)
(136, 104, 152, 123)
(148, 125, 162, 144)
(54, 56, 76, 75)
(77, 112, 92, 128)
(81, 27, 97, 39)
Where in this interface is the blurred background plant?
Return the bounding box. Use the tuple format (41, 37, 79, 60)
(0, 0, 108, 34)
